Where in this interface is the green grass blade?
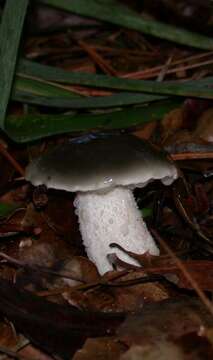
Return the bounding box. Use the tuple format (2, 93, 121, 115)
(13, 70, 166, 108)
(18, 60, 213, 99)
(14, 76, 82, 99)
(13, 90, 165, 108)
(40, 0, 213, 50)
(5, 99, 182, 142)
(0, 0, 29, 128)
(0, 202, 19, 219)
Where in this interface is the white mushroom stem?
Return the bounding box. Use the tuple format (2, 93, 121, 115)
(74, 187, 159, 274)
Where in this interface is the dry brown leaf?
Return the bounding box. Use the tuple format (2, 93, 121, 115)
(194, 108, 213, 143)
(112, 249, 213, 292)
(18, 344, 54, 360)
(0, 322, 28, 360)
(73, 337, 125, 360)
(64, 270, 169, 312)
(161, 108, 184, 144)
(118, 297, 213, 346)
(120, 342, 184, 360)
(133, 121, 157, 141)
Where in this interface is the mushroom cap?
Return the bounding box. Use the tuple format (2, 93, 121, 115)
(26, 134, 178, 192)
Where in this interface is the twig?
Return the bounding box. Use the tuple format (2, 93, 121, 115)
(151, 229, 213, 316)
(171, 152, 213, 161)
(78, 40, 117, 76)
(124, 58, 213, 80)
(173, 194, 213, 250)
(157, 54, 173, 82)
(0, 144, 25, 177)
(122, 51, 213, 79)
(65, 270, 131, 295)
(100, 274, 164, 287)
(37, 273, 164, 296)
(18, 72, 89, 97)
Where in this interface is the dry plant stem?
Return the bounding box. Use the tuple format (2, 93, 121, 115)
(171, 152, 213, 161)
(122, 51, 213, 79)
(173, 194, 213, 249)
(72, 269, 130, 292)
(0, 144, 25, 176)
(99, 274, 164, 287)
(78, 40, 117, 76)
(122, 50, 213, 76)
(151, 229, 213, 316)
(157, 54, 173, 82)
(18, 72, 88, 97)
(38, 270, 131, 297)
(92, 45, 157, 57)
(18, 72, 113, 97)
(124, 58, 213, 80)
(166, 58, 213, 76)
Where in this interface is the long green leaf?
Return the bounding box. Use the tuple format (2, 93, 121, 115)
(13, 70, 166, 108)
(0, 202, 19, 218)
(0, 0, 29, 128)
(18, 60, 213, 99)
(13, 90, 165, 109)
(5, 99, 182, 142)
(14, 76, 82, 99)
(40, 0, 213, 50)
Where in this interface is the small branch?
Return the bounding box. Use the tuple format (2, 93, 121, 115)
(0, 144, 25, 176)
(122, 51, 213, 79)
(171, 152, 213, 161)
(78, 40, 117, 76)
(151, 229, 213, 316)
(157, 54, 173, 82)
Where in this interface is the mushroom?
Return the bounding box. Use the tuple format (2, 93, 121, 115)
(25, 134, 178, 274)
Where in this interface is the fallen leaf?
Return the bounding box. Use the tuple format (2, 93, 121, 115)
(118, 296, 213, 346)
(18, 344, 54, 360)
(133, 121, 157, 141)
(0, 277, 124, 358)
(64, 270, 170, 312)
(73, 337, 125, 360)
(194, 108, 213, 143)
(120, 342, 184, 360)
(161, 108, 184, 144)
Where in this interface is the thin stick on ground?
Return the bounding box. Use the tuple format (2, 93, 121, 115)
(122, 51, 213, 79)
(151, 229, 213, 316)
(78, 40, 118, 76)
(0, 144, 25, 176)
(171, 152, 213, 161)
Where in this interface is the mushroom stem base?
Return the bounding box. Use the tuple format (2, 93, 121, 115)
(74, 187, 159, 274)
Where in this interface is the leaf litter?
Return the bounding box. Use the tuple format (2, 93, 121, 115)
(0, 1, 212, 359)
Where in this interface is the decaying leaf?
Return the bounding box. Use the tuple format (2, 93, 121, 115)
(0, 277, 124, 358)
(73, 337, 125, 360)
(194, 108, 213, 143)
(64, 270, 170, 312)
(161, 108, 185, 144)
(117, 296, 213, 358)
(120, 342, 184, 360)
